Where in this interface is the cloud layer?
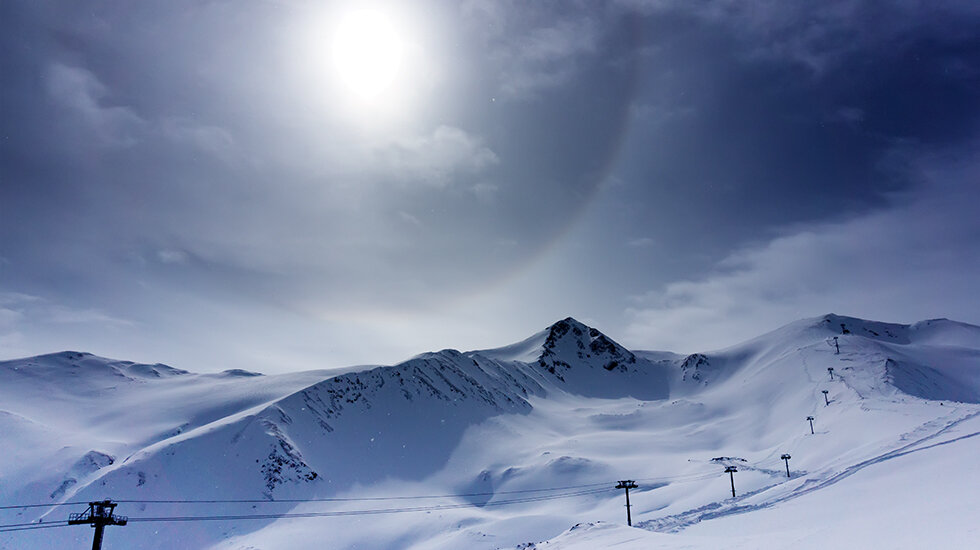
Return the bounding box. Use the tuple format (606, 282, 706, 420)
(1, 1, 978, 371)
(624, 149, 980, 353)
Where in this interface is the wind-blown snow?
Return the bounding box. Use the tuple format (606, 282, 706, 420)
(1, 314, 978, 549)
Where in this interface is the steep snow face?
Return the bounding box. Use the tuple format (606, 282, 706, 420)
(246, 350, 545, 495)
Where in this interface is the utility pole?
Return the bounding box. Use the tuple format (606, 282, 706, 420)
(827, 367, 835, 380)
(833, 336, 839, 354)
(68, 500, 127, 550)
(806, 416, 815, 434)
(615, 480, 638, 526)
(724, 466, 737, 498)
(781, 454, 792, 477)
(822, 390, 830, 406)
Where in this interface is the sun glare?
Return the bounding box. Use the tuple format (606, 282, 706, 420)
(289, 3, 433, 126)
(331, 9, 405, 103)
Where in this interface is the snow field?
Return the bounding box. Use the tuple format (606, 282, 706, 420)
(1, 314, 978, 549)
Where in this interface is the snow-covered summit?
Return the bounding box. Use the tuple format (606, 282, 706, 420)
(475, 317, 667, 399)
(1, 350, 190, 382)
(654, 313, 980, 404)
(750, 313, 980, 348)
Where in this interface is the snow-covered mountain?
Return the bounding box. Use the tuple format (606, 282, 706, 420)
(1, 314, 978, 549)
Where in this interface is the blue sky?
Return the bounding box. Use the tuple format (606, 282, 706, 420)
(2, 0, 979, 372)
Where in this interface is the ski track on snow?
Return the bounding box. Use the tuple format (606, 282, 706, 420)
(639, 407, 980, 533)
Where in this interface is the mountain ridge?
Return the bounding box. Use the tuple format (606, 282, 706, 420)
(2, 314, 979, 549)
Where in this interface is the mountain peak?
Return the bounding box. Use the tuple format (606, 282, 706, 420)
(545, 317, 589, 337)
(539, 318, 636, 376)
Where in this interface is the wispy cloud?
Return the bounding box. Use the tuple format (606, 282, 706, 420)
(624, 150, 980, 353)
(45, 306, 134, 326)
(0, 291, 132, 328)
(627, 237, 655, 247)
(397, 211, 423, 227)
(374, 126, 499, 186)
(619, 0, 980, 75)
(0, 291, 133, 359)
(159, 117, 238, 162)
(470, 182, 500, 203)
(463, 0, 599, 99)
(0, 292, 42, 307)
(45, 62, 242, 164)
(157, 249, 191, 265)
(45, 63, 145, 147)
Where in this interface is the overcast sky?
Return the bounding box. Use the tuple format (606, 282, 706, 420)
(2, 0, 979, 373)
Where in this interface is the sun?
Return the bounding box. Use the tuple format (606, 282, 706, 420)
(330, 7, 411, 108)
(287, 3, 432, 125)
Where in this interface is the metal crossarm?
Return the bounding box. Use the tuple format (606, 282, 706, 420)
(67, 500, 127, 550)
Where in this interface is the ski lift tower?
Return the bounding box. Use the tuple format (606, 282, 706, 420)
(68, 500, 127, 550)
(724, 466, 738, 498)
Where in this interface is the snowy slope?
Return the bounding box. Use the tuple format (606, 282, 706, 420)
(0, 352, 333, 501)
(1, 315, 979, 549)
(520, 314, 980, 549)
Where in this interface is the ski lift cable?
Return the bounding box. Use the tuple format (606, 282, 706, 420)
(112, 481, 616, 505)
(0, 501, 91, 511)
(1, 468, 723, 512)
(0, 522, 70, 533)
(124, 488, 616, 524)
(0, 487, 613, 530)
